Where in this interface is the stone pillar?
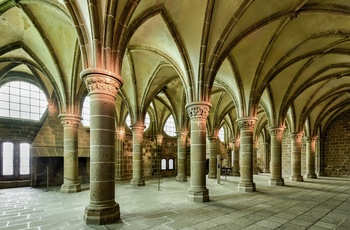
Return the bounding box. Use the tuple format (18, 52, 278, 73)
(81, 68, 122, 225)
(186, 102, 211, 202)
(176, 131, 188, 182)
(305, 136, 317, 179)
(232, 139, 240, 176)
(59, 114, 82, 193)
(253, 140, 259, 175)
(130, 124, 145, 186)
(227, 141, 233, 168)
(263, 142, 270, 173)
(208, 136, 218, 179)
(317, 138, 325, 176)
(290, 132, 304, 181)
(237, 117, 257, 192)
(115, 130, 125, 181)
(268, 127, 285, 186)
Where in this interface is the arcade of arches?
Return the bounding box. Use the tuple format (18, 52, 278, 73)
(1, 0, 350, 225)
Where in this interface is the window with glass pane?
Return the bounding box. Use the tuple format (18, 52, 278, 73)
(161, 159, 167, 170)
(20, 143, 30, 175)
(125, 114, 131, 127)
(144, 112, 150, 131)
(0, 81, 47, 121)
(218, 126, 225, 142)
(82, 96, 90, 126)
(2, 142, 14, 175)
(164, 115, 176, 137)
(169, 159, 174, 170)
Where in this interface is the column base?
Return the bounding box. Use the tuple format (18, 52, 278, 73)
(84, 202, 120, 225)
(231, 171, 240, 176)
(176, 175, 187, 182)
(269, 178, 284, 186)
(290, 175, 303, 181)
(305, 173, 317, 179)
(60, 183, 81, 193)
(130, 178, 145, 187)
(208, 172, 217, 179)
(188, 188, 209, 202)
(238, 182, 256, 192)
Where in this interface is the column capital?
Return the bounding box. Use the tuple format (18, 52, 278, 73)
(207, 136, 218, 142)
(268, 126, 285, 136)
(80, 68, 123, 98)
(186, 101, 211, 119)
(58, 114, 82, 127)
(176, 131, 188, 139)
(130, 124, 145, 133)
(290, 132, 303, 140)
(236, 117, 257, 131)
(116, 130, 125, 139)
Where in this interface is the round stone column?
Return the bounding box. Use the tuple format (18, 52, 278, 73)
(186, 102, 211, 202)
(81, 68, 122, 225)
(290, 132, 304, 181)
(237, 117, 257, 192)
(263, 142, 270, 173)
(253, 140, 259, 175)
(305, 136, 317, 179)
(58, 114, 82, 193)
(176, 131, 188, 182)
(115, 130, 125, 181)
(227, 141, 233, 168)
(317, 138, 325, 176)
(268, 127, 285, 186)
(208, 136, 218, 179)
(232, 139, 240, 176)
(130, 124, 145, 186)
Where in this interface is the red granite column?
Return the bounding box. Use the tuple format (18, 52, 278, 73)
(115, 130, 125, 181)
(305, 136, 317, 179)
(208, 136, 218, 179)
(81, 68, 122, 225)
(268, 127, 285, 186)
(58, 114, 81, 193)
(232, 139, 240, 176)
(176, 131, 188, 182)
(130, 123, 145, 186)
(290, 132, 304, 181)
(186, 102, 211, 202)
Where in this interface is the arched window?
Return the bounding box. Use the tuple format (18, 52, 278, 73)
(2, 142, 14, 175)
(19, 143, 30, 175)
(164, 115, 176, 137)
(169, 158, 174, 170)
(161, 159, 167, 170)
(218, 126, 225, 142)
(82, 96, 90, 127)
(0, 81, 47, 121)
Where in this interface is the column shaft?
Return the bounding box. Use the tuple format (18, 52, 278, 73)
(263, 142, 270, 173)
(290, 132, 303, 181)
(186, 102, 211, 202)
(81, 68, 122, 225)
(59, 114, 81, 193)
(237, 117, 257, 192)
(130, 124, 145, 186)
(253, 141, 259, 174)
(208, 136, 218, 179)
(232, 139, 240, 176)
(115, 130, 125, 181)
(305, 137, 317, 179)
(268, 127, 284, 185)
(176, 131, 188, 182)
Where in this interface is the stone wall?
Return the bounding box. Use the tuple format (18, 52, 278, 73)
(324, 111, 350, 176)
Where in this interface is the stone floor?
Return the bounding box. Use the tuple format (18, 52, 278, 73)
(0, 174, 350, 230)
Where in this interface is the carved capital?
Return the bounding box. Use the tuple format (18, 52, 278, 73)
(130, 124, 145, 134)
(268, 126, 285, 137)
(116, 131, 125, 140)
(176, 131, 188, 139)
(80, 68, 123, 98)
(186, 102, 211, 119)
(58, 114, 82, 128)
(290, 132, 303, 140)
(236, 117, 257, 131)
(207, 136, 218, 142)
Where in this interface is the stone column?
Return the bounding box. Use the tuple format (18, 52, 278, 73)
(186, 101, 211, 202)
(237, 117, 257, 192)
(81, 68, 122, 225)
(115, 130, 125, 181)
(232, 139, 240, 176)
(263, 142, 270, 173)
(208, 136, 218, 179)
(305, 136, 317, 179)
(317, 138, 325, 176)
(59, 114, 82, 193)
(227, 141, 233, 168)
(176, 131, 188, 182)
(130, 124, 145, 186)
(253, 140, 259, 175)
(290, 132, 303, 181)
(268, 127, 285, 186)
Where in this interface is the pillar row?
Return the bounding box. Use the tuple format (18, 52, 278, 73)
(81, 68, 122, 225)
(59, 114, 82, 193)
(186, 101, 211, 202)
(268, 127, 284, 186)
(253, 140, 259, 175)
(305, 136, 317, 179)
(231, 139, 240, 176)
(208, 136, 218, 179)
(115, 130, 125, 181)
(290, 132, 304, 182)
(263, 142, 270, 173)
(237, 117, 257, 192)
(130, 124, 145, 187)
(176, 131, 188, 182)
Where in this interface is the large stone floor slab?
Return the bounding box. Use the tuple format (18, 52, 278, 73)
(0, 174, 349, 229)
